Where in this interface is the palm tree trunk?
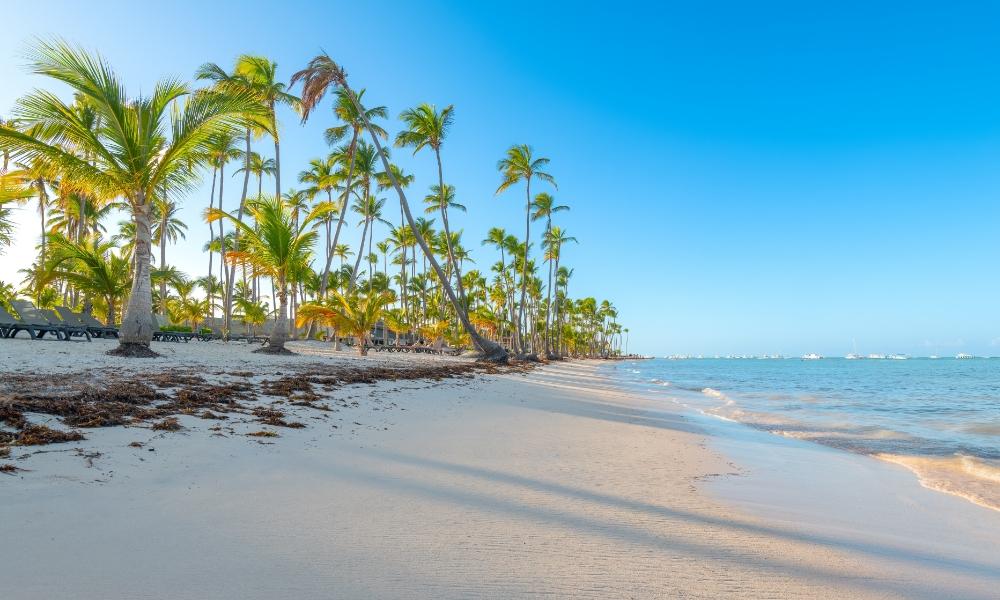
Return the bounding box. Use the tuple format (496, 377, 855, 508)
(343, 83, 506, 362)
(224, 129, 252, 338)
(158, 208, 168, 309)
(117, 197, 155, 351)
(518, 179, 531, 354)
(207, 167, 217, 318)
(435, 147, 466, 304)
(544, 220, 554, 357)
(261, 273, 290, 353)
(351, 216, 370, 286)
(320, 132, 358, 295)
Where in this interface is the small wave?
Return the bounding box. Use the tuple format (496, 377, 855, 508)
(875, 453, 1000, 513)
(701, 388, 726, 400)
(649, 378, 671, 387)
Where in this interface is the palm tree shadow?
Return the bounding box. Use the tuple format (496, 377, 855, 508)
(353, 447, 1000, 595)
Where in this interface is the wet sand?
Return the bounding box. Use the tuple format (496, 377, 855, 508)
(1, 342, 998, 598)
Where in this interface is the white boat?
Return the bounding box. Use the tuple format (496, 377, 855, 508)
(956, 353, 974, 359)
(929, 355, 939, 359)
(867, 353, 887, 360)
(845, 353, 861, 360)
(802, 353, 822, 360)
(888, 354, 909, 360)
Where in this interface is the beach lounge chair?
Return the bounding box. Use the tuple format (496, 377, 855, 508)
(55, 307, 117, 339)
(0, 304, 66, 340)
(150, 314, 195, 343)
(74, 309, 120, 338)
(0, 305, 31, 339)
(35, 308, 92, 341)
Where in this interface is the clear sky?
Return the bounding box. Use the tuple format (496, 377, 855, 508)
(2, 1, 1000, 357)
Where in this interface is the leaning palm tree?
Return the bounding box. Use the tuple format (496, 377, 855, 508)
(297, 290, 393, 356)
(208, 194, 330, 353)
(496, 144, 556, 356)
(292, 83, 387, 297)
(290, 52, 507, 362)
(0, 40, 260, 355)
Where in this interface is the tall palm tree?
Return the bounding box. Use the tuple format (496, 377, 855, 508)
(496, 144, 556, 355)
(291, 53, 507, 361)
(0, 40, 260, 355)
(543, 226, 576, 357)
(395, 103, 469, 303)
(152, 196, 187, 303)
(208, 194, 329, 353)
(298, 154, 340, 291)
(290, 81, 387, 297)
(532, 192, 569, 356)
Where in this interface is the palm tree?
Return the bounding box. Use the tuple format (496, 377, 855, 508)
(297, 290, 393, 355)
(152, 196, 187, 303)
(395, 103, 469, 303)
(290, 53, 506, 361)
(235, 151, 276, 199)
(533, 192, 569, 356)
(0, 40, 260, 355)
(208, 194, 329, 353)
(543, 226, 576, 357)
(46, 234, 131, 326)
(496, 144, 556, 355)
(290, 83, 387, 297)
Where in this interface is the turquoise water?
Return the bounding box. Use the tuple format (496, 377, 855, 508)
(604, 358, 1000, 510)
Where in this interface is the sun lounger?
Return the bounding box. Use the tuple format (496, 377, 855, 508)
(1, 304, 67, 340)
(34, 308, 92, 341)
(150, 314, 195, 343)
(54, 307, 115, 339)
(71, 309, 120, 338)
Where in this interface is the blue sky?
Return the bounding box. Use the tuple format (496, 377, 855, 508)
(2, 1, 1000, 356)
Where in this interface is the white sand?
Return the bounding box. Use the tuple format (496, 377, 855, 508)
(1, 339, 999, 598)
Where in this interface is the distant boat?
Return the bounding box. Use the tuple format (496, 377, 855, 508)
(888, 354, 909, 360)
(956, 353, 975, 360)
(802, 353, 822, 360)
(867, 353, 887, 360)
(929, 355, 939, 359)
(845, 353, 862, 360)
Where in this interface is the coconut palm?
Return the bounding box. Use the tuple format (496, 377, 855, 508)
(297, 290, 393, 355)
(235, 151, 276, 199)
(46, 234, 131, 326)
(532, 193, 568, 355)
(208, 194, 329, 353)
(496, 144, 556, 355)
(152, 196, 187, 302)
(290, 53, 507, 361)
(0, 40, 260, 355)
(292, 83, 387, 296)
(543, 226, 576, 357)
(395, 103, 468, 303)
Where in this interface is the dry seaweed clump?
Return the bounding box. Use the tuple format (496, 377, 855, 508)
(16, 425, 85, 446)
(0, 463, 21, 474)
(151, 417, 182, 431)
(247, 430, 279, 438)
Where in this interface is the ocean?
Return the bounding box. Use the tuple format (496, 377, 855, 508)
(604, 357, 1000, 512)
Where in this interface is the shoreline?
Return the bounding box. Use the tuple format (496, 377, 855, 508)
(2, 344, 999, 597)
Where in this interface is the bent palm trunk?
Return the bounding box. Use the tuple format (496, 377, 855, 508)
(342, 83, 506, 363)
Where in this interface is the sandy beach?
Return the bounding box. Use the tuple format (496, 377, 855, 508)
(2, 340, 999, 599)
